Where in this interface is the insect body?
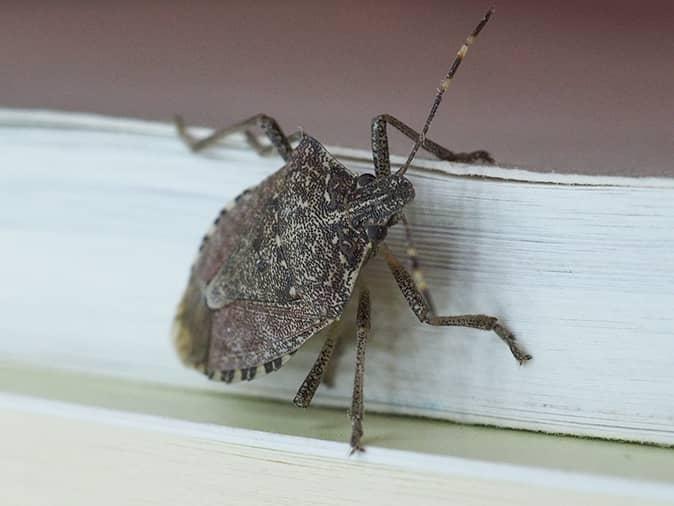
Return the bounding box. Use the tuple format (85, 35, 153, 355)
(172, 8, 531, 452)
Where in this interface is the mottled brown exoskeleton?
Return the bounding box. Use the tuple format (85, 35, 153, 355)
(172, 8, 531, 453)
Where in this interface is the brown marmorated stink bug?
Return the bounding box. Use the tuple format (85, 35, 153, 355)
(172, 8, 531, 453)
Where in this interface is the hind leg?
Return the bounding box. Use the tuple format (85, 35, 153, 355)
(175, 113, 294, 161)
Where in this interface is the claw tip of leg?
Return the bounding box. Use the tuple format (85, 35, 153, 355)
(519, 354, 533, 365)
(292, 397, 309, 409)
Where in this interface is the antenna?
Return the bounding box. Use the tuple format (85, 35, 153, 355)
(397, 7, 494, 176)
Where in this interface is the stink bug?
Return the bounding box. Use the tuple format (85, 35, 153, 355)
(172, 8, 531, 453)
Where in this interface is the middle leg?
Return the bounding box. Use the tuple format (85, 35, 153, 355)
(292, 287, 373, 454)
(349, 287, 371, 453)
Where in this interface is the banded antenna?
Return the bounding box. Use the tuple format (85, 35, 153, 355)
(397, 7, 495, 176)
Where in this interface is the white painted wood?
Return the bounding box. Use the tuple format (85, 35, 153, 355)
(1, 109, 673, 445)
(2, 393, 673, 506)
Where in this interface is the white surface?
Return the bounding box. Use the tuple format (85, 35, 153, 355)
(1, 109, 673, 444)
(4, 108, 674, 186)
(2, 393, 673, 506)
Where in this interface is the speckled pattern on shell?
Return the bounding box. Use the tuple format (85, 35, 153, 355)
(173, 135, 373, 374)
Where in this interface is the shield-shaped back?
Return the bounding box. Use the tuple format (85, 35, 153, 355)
(174, 135, 372, 376)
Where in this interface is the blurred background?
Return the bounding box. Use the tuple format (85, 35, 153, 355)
(2, 0, 673, 176)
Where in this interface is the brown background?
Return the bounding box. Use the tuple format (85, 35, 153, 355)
(3, 1, 673, 176)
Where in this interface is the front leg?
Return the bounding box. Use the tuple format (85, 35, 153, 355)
(371, 113, 494, 177)
(399, 213, 437, 316)
(380, 243, 532, 364)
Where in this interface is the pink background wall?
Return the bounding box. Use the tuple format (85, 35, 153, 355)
(3, 1, 673, 176)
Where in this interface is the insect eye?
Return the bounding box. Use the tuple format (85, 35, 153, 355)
(366, 225, 388, 243)
(356, 173, 376, 188)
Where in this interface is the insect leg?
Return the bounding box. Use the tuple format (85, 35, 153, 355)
(371, 113, 493, 178)
(174, 113, 294, 161)
(400, 213, 436, 316)
(249, 130, 303, 157)
(321, 331, 346, 387)
(293, 326, 341, 408)
(380, 243, 532, 365)
(349, 287, 371, 454)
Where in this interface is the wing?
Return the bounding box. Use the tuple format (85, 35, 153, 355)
(173, 135, 371, 374)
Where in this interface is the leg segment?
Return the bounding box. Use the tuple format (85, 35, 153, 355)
(371, 113, 493, 177)
(246, 130, 303, 157)
(321, 330, 346, 388)
(293, 328, 340, 408)
(349, 287, 371, 453)
(175, 113, 293, 161)
(400, 213, 436, 316)
(379, 243, 532, 364)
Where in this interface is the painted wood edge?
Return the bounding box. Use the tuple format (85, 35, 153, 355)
(2, 392, 673, 504)
(5, 354, 672, 448)
(5, 360, 674, 484)
(2, 107, 672, 188)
